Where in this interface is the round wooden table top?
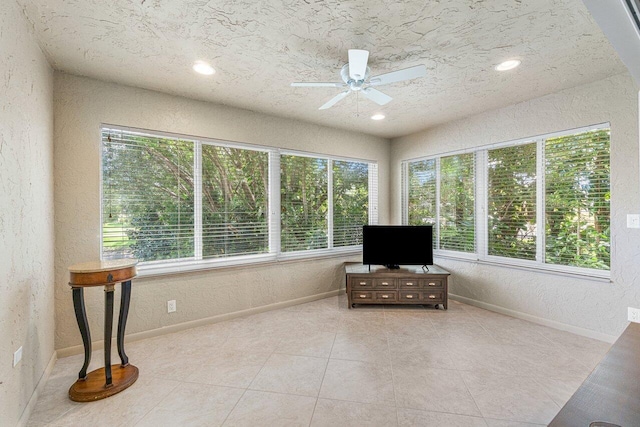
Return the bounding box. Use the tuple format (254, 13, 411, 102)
(69, 259, 138, 287)
(69, 259, 138, 273)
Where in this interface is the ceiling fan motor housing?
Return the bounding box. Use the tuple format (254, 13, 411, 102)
(341, 64, 370, 91)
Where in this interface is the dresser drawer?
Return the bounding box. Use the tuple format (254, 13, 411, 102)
(351, 291, 374, 302)
(421, 278, 445, 289)
(399, 279, 419, 289)
(351, 277, 373, 289)
(373, 278, 396, 289)
(399, 291, 421, 302)
(421, 291, 444, 302)
(374, 291, 397, 302)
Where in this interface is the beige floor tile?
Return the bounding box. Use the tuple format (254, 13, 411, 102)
(222, 390, 316, 427)
(319, 359, 395, 406)
(462, 372, 560, 424)
(446, 342, 536, 377)
(48, 377, 180, 427)
(393, 365, 481, 416)
(185, 350, 271, 388)
(25, 373, 82, 425)
(397, 408, 488, 427)
(331, 332, 390, 363)
(274, 331, 336, 358)
(311, 399, 398, 427)
(383, 314, 437, 337)
(484, 419, 547, 426)
(533, 376, 585, 407)
(249, 353, 327, 396)
(389, 337, 456, 370)
(135, 382, 244, 427)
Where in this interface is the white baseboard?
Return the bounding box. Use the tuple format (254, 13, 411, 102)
(17, 351, 57, 427)
(57, 289, 343, 358)
(449, 293, 618, 343)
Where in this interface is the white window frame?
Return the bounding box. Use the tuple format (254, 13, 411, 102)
(402, 123, 611, 281)
(99, 124, 378, 277)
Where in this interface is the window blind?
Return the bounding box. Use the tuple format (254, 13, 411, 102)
(201, 144, 269, 259)
(487, 142, 537, 260)
(102, 128, 195, 262)
(407, 159, 437, 234)
(280, 155, 328, 252)
(333, 160, 369, 247)
(544, 129, 610, 270)
(439, 153, 475, 252)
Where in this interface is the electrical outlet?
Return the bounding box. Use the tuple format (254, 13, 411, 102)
(167, 300, 176, 313)
(628, 307, 640, 323)
(13, 346, 22, 367)
(627, 214, 640, 228)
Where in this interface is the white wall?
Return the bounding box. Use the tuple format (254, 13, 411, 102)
(391, 73, 640, 339)
(0, 1, 55, 424)
(53, 73, 390, 351)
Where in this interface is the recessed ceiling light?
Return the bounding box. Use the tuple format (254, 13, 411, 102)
(193, 60, 215, 75)
(371, 114, 385, 120)
(495, 59, 521, 71)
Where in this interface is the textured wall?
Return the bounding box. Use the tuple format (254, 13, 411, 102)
(391, 73, 640, 338)
(53, 73, 390, 351)
(0, 1, 55, 424)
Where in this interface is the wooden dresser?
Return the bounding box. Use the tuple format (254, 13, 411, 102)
(345, 264, 450, 309)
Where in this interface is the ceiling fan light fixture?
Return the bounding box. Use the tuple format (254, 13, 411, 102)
(193, 60, 215, 75)
(495, 59, 521, 71)
(371, 114, 385, 120)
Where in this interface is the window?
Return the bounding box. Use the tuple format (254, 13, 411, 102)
(487, 143, 537, 260)
(101, 126, 377, 270)
(280, 154, 376, 252)
(332, 160, 370, 247)
(439, 153, 475, 252)
(403, 125, 610, 275)
(280, 155, 328, 252)
(544, 130, 610, 270)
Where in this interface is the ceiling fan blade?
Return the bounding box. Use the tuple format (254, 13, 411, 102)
(291, 82, 345, 88)
(348, 49, 369, 80)
(319, 91, 350, 110)
(369, 64, 427, 86)
(361, 88, 393, 106)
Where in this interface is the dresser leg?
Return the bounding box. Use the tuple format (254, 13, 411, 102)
(104, 286, 115, 387)
(117, 280, 132, 366)
(72, 287, 91, 380)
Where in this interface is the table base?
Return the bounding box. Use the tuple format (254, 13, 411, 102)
(69, 364, 139, 402)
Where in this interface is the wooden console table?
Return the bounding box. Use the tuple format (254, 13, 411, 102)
(68, 259, 139, 402)
(345, 264, 450, 309)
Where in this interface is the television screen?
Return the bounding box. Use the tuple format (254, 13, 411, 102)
(362, 225, 433, 268)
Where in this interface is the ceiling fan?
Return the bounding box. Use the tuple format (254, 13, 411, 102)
(291, 49, 427, 110)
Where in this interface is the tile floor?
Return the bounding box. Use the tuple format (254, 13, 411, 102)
(27, 296, 612, 426)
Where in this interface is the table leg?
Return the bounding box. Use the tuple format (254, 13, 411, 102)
(72, 287, 91, 380)
(104, 286, 115, 387)
(117, 280, 132, 366)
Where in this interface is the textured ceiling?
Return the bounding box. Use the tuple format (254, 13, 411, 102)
(19, 0, 626, 138)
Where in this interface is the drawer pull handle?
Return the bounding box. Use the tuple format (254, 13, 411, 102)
(381, 282, 389, 285)
(359, 282, 367, 285)
(359, 294, 367, 298)
(381, 295, 389, 299)
(428, 282, 436, 286)
(428, 295, 436, 299)
(406, 295, 414, 299)
(406, 282, 414, 286)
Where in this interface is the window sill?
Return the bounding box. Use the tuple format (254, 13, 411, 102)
(435, 252, 611, 283)
(135, 247, 362, 278)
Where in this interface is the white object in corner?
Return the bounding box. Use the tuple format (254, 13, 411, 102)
(167, 300, 177, 313)
(629, 307, 640, 323)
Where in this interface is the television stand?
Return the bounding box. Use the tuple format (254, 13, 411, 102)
(346, 263, 450, 309)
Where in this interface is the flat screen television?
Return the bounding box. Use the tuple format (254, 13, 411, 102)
(362, 225, 433, 269)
